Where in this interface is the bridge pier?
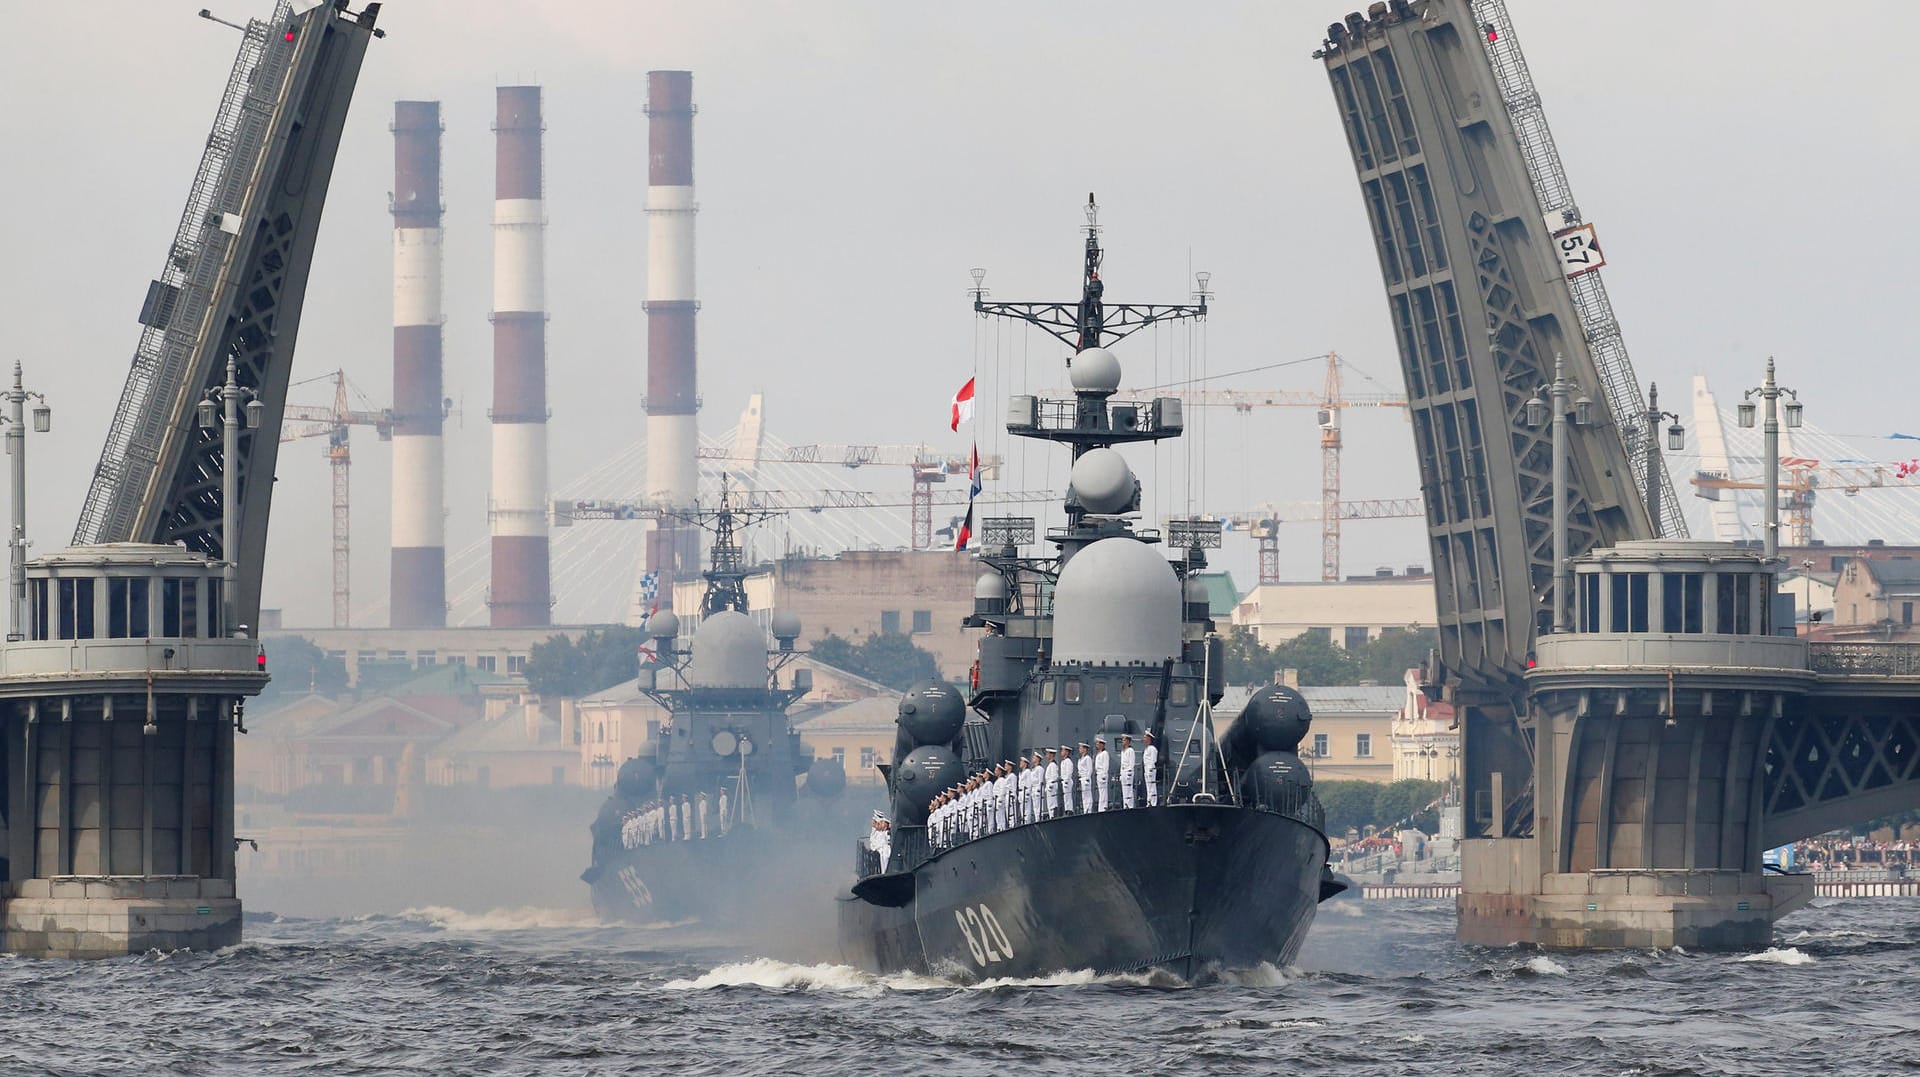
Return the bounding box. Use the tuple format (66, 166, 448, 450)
(0, 547, 264, 957)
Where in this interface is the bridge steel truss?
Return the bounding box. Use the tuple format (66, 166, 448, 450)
(1317, 2, 1656, 836)
(72, 1, 382, 631)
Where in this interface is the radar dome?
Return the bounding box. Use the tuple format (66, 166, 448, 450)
(685, 610, 767, 688)
(770, 610, 803, 641)
(646, 610, 680, 641)
(897, 680, 967, 747)
(974, 572, 1010, 601)
(1069, 347, 1123, 393)
(1051, 537, 1182, 665)
(1070, 448, 1135, 515)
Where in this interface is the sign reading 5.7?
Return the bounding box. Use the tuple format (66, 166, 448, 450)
(1551, 222, 1606, 279)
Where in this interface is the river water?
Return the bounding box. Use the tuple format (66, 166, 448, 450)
(3, 897, 1916, 1075)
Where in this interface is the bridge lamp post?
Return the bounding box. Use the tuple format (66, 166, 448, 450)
(198, 357, 264, 638)
(2, 362, 50, 642)
(1643, 383, 1685, 538)
(1737, 357, 1801, 563)
(1526, 355, 1592, 633)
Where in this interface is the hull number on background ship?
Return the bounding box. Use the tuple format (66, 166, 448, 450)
(955, 904, 1015, 966)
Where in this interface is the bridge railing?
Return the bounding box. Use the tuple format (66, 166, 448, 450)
(1808, 642, 1920, 677)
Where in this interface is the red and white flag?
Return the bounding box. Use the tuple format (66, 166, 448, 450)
(968, 441, 982, 499)
(950, 377, 976, 432)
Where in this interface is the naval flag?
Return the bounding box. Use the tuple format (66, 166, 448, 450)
(950, 377, 976, 432)
(954, 502, 974, 552)
(968, 441, 982, 499)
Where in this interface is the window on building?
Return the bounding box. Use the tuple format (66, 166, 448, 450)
(1578, 574, 1601, 632)
(416, 650, 437, 669)
(507, 655, 527, 675)
(385, 650, 407, 662)
(1611, 573, 1649, 632)
(911, 609, 932, 634)
(831, 747, 846, 766)
(1722, 573, 1754, 635)
(1907, 602, 1915, 626)
(57, 578, 95, 640)
(477, 655, 497, 673)
(206, 578, 222, 637)
(29, 578, 46, 640)
(106, 578, 150, 639)
(860, 747, 878, 770)
(1040, 679, 1057, 705)
(1663, 573, 1704, 633)
(1309, 626, 1332, 643)
(880, 610, 901, 635)
(1344, 626, 1371, 650)
(1312, 733, 1330, 758)
(447, 654, 466, 667)
(1063, 678, 1082, 704)
(1356, 733, 1373, 758)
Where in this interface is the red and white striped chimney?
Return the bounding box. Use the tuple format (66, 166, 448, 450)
(489, 86, 550, 627)
(645, 71, 700, 588)
(390, 100, 447, 628)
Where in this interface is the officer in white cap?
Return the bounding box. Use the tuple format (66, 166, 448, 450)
(1143, 730, 1160, 807)
(1059, 746, 1074, 815)
(1119, 734, 1138, 810)
(1077, 743, 1095, 814)
(1042, 748, 1061, 820)
(1094, 737, 1113, 813)
(868, 811, 892, 872)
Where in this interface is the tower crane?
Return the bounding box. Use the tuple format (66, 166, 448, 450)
(696, 443, 1005, 550)
(1204, 497, 1424, 585)
(280, 370, 393, 627)
(1124, 351, 1409, 580)
(1691, 461, 1920, 547)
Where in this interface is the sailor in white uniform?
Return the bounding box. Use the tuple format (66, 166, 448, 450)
(679, 795, 693, 841)
(868, 811, 892, 871)
(718, 789, 732, 834)
(1042, 749, 1061, 820)
(1028, 752, 1046, 821)
(994, 764, 1012, 832)
(1058, 746, 1074, 816)
(1143, 731, 1160, 807)
(1076, 743, 1095, 815)
(1119, 734, 1138, 810)
(1002, 762, 1019, 827)
(1094, 736, 1113, 813)
(697, 791, 711, 839)
(1016, 757, 1033, 826)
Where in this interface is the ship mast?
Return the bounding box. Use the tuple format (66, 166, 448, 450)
(664, 474, 783, 617)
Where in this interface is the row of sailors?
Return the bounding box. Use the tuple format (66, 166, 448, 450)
(620, 790, 733, 849)
(928, 733, 1159, 848)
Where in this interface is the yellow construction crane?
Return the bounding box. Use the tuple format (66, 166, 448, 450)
(280, 370, 393, 627)
(1125, 352, 1409, 580)
(1690, 461, 1920, 547)
(1206, 498, 1424, 585)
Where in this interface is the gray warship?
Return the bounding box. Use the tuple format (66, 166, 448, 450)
(582, 485, 857, 923)
(837, 197, 1344, 981)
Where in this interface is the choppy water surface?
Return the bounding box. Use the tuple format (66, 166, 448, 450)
(4, 897, 1919, 1075)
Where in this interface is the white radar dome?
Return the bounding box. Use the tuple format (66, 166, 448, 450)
(1070, 448, 1135, 515)
(974, 572, 1010, 600)
(1069, 347, 1123, 393)
(770, 610, 803, 641)
(646, 611, 680, 641)
(686, 611, 768, 688)
(1052, 537, 1182, 665)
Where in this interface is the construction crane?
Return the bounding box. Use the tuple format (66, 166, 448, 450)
(697, 443, 1005, 550)
(1204, 497, 1425, 585)
(280, 370, 393, 627)
(1691, 461, 1920, 547)
(1124, 352, 1409, 580)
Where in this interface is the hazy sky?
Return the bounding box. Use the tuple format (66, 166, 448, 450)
(3, 2, 1916, 626)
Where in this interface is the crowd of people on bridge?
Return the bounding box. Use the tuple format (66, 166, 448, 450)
(926, 733, 1160, 850)
(620, 788, 733, 849)
(1791, 835, 1920, 873)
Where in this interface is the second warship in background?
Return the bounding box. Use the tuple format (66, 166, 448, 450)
(582, 485, 860, 923)
(837, 197, 1345, 981)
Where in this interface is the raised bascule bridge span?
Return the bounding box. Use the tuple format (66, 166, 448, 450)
(1, 1, 381, 957)
(1315, 0, 1920, 949)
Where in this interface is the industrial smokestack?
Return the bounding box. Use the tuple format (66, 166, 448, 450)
(390, 100, 447, 628)
(489, 85, 551, 627)
(644, 71, 701, 588)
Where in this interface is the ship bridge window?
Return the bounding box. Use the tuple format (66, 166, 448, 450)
(1039, 679, 1057, 705)
(1090, 679, 1109, 704)
(57, 578, 95, 640)
(1118, 681, 1135, 704)
(28, 578, 46, 640)
(106, 577, 151, 639)
(1063, 678, 1082, 704)
(1719, 572, 1756, 634)
(1169, 682, 1191, 706)
(1662, 573, 1705, 634)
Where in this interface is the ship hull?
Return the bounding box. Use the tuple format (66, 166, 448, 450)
(837, 803, 1328, 982)
(586, 796, 876, 924)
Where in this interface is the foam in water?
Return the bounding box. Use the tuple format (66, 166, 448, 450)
(1737, 947, 1816, 966)
(663, 958, 1218, 994)
(393, 905, 616, 932)
(1524, 955, 1570, 976)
